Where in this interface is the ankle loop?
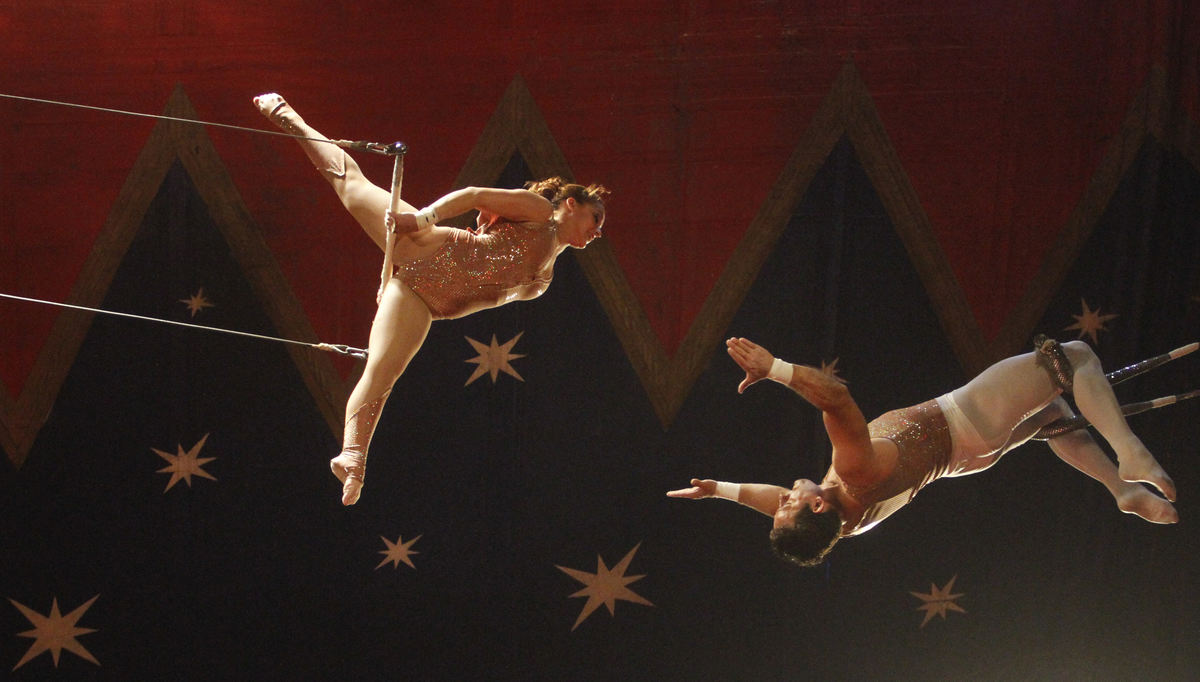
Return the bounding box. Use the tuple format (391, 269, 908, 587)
(1034, 334, 1074, 392)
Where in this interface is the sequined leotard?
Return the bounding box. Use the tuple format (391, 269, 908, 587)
(843, 399, 953, 536)
(396, 217, 560, 319)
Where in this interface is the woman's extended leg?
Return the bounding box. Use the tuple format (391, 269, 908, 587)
(331, 277, 432, 505)
(253, 93, 417, 252)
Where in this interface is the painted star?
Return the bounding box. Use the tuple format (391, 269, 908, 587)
(1064, 298, 1118, 345)
(179, 288, 215, 318)
(910, 575, 966, 628)
(376, 534, 421, 570)
(464, 332, 526, 386)
(8, 595, 101, 670)
(556, 543, 653, 631)
(151, 433, 216, 492)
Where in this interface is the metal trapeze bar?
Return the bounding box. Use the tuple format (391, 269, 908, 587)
(1032, 390, 1199, 440)
(1031, 341, 1198, 439)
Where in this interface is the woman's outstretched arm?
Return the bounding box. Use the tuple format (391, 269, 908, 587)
(390, 187, 553, 232)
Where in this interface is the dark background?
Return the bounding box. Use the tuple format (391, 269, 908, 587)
(1, 2, 1198, 679)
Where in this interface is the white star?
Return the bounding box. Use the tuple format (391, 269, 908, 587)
(376, 534, 421, 570)
(1064, 298, 1118, 345)
(151, 433, 216, 492)
(464, 332, 526, 386)
(910, 575, 966, 628)
(8, 595, 101, 670)
(179, 288, 215, 318)
(556, 543, 653, 631)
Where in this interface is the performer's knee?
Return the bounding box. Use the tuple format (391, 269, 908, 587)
(1061, 340, 1100, 370)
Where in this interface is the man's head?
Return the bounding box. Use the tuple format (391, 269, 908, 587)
(769, 507, 842, 567)
(769, 479, 843, 567)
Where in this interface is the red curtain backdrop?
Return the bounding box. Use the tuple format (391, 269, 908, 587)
(3, 1, 1196, 395)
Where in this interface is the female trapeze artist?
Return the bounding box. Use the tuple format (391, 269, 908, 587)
(254, 94, 608, 506)
(668, 336, 1188, 567)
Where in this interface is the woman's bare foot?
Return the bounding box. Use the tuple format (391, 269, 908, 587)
(252, 93, 346, 177)
(253, 93, 301, 132)
(330, 452, 365, 506)
(1115, 484, 1178, 524)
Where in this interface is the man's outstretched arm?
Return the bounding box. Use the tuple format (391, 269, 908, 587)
(725, 337, 877, 484)
(666, 478, 789, 517)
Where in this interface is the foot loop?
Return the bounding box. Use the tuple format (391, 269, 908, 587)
(1034, 334, 1075, 392)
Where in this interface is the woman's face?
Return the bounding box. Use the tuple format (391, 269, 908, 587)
(557, 197, 605, 248)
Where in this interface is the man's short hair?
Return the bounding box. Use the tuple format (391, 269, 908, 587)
(768, 507, 842, 567)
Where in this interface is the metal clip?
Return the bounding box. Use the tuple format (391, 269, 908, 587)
(364, 141, 408, 156)
(332, 140, 407, 156)
(315, 343, 369, 359)
(333, 344, 369, 359)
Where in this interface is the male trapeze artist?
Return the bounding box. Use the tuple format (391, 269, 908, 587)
(669, 336, 1193, 567)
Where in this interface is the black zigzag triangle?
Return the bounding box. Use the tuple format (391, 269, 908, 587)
(999, 65, 1200, 354)
(1, 84, 348, 469)
(450, 67, 985, 428)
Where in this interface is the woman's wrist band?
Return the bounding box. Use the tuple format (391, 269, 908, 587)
(414, 206, 440, 229)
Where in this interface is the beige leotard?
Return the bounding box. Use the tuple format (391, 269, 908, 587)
(396, 217, 559, 319)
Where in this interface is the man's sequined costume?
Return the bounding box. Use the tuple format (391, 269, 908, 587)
(844, 393, 996, 535)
